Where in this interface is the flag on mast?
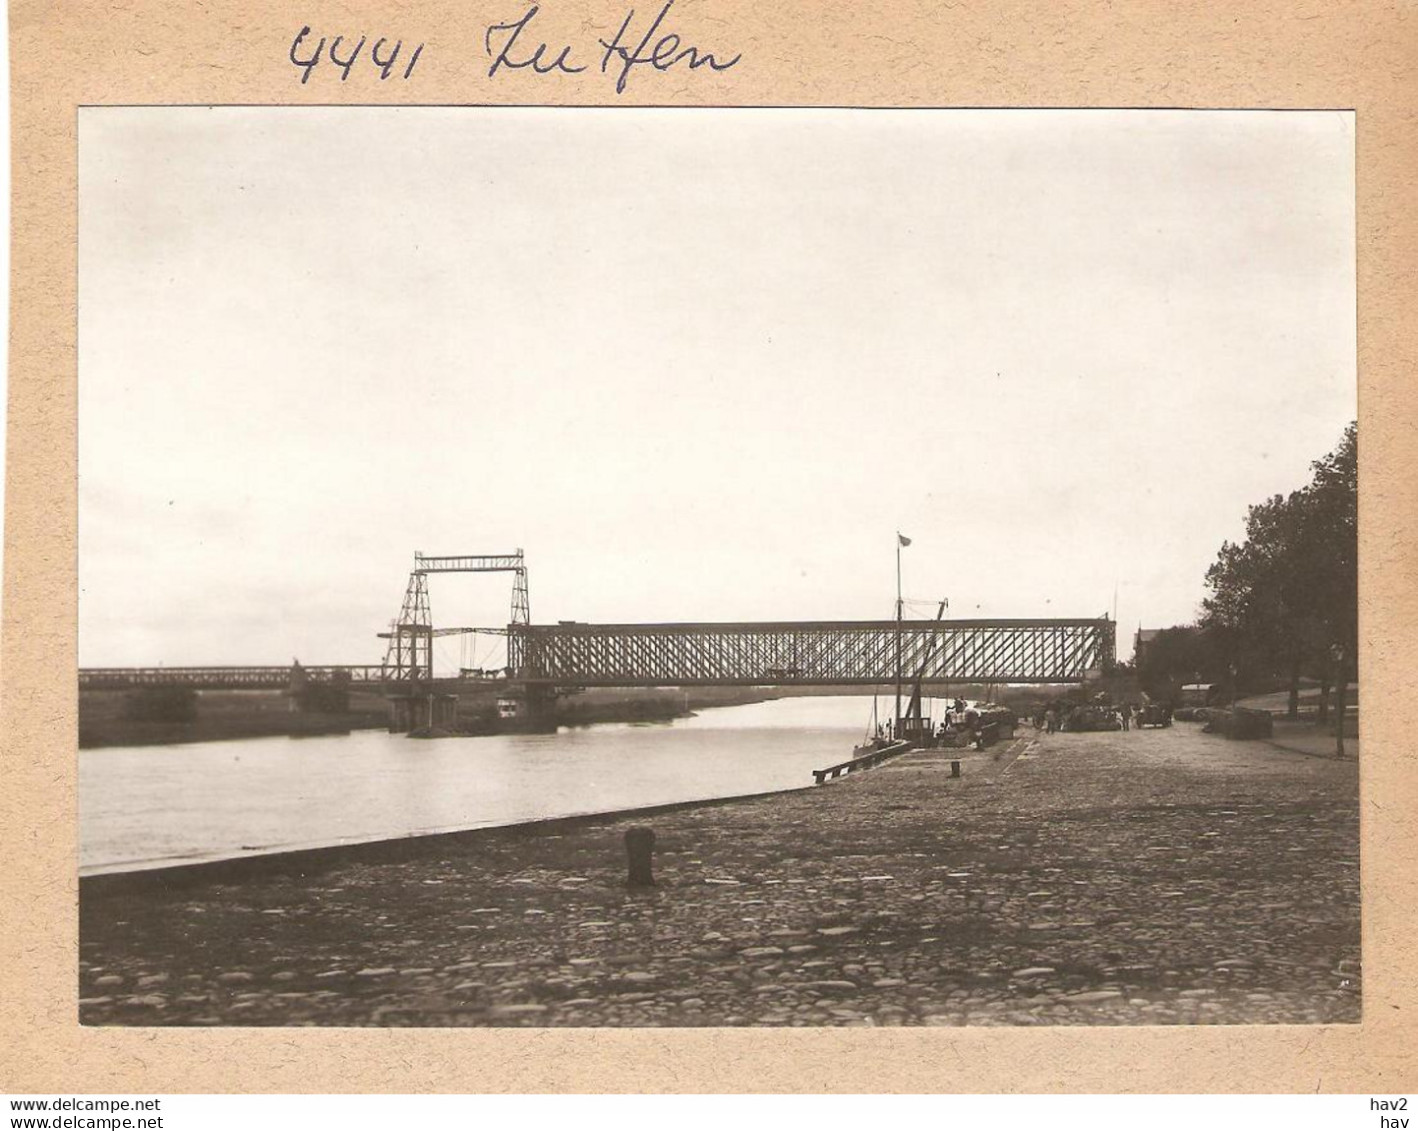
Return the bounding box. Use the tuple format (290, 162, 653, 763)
(898, 533, 912, 547)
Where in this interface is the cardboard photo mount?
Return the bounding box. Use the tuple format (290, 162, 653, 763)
(4, 0, 1415, 1094)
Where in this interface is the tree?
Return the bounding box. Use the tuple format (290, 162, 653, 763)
(1135, 625, 1226, 698)
(1199, 422, 1357, 750)
(1200, 490, 1312, 705)
(1298, 423, 1358, 753)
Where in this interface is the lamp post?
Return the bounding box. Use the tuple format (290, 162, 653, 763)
(1330, 642, 1346, 759)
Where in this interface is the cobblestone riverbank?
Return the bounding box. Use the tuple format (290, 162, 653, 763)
(79, 722, 1360, 1027)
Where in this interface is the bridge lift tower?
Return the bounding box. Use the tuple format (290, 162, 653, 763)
(381, 551, 530, 685)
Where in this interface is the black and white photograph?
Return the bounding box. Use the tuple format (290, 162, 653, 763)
(76, 106, 1358, 1029)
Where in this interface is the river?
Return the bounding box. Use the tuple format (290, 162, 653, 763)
(78, 694, 879, 875)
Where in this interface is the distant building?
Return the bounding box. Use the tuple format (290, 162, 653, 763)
(1134, 627, 1161, 667)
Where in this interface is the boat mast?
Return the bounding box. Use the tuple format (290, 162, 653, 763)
(895, 533, 903, 734)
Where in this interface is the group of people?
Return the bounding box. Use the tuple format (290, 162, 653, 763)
(941, 698, 981, 731)
(1035, 700, 1162, 733)
(921, 700, 991, 749)
(1040, 704, 1063, 733)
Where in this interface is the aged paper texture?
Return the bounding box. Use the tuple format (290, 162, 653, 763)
(4, 0, 1416, 1094)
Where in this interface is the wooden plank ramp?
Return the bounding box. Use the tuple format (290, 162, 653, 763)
(812, 739, 913, 785)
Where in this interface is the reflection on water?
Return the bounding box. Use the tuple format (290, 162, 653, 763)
(79, 695, 877, 874)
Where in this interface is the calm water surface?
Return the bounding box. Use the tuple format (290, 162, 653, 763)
(79, 695, 876, 874)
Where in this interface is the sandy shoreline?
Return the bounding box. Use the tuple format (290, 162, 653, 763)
(79, 723, 1360, 1028)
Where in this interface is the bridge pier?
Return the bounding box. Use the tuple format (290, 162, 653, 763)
(291, 685, 351, 714)
(387, 691, 459, 734)
(497, 684, 557, 732)
(124, 686, 198, 724)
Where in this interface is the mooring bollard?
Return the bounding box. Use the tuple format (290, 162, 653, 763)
(950, 760, 961, 778)
(625, 826, 656, 888)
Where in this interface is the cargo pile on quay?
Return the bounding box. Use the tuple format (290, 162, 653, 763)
(79, 722, 1360, 1028)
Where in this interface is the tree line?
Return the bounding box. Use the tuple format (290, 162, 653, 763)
(1135, 422, 1357, 729)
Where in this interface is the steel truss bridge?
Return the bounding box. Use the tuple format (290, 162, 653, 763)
(79, 618, 1114, 691)
(78, 665, 386, 691)
(508, 618, 1115, 687)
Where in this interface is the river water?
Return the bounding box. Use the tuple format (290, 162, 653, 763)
(79, 694, 878, 875)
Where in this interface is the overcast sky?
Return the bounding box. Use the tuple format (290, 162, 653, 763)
(78, 108, 1355, 669)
